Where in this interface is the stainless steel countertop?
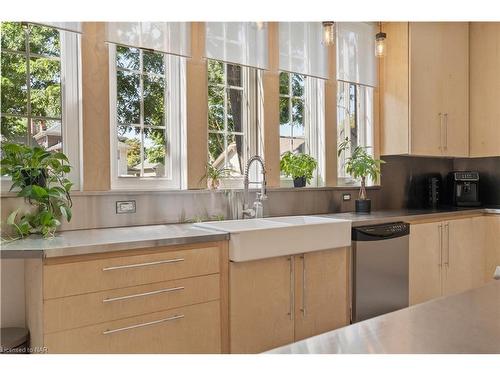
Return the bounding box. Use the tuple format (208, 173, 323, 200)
(1, 207, 498, 259)
(0, 224, 229, 258)
(321, 207, 500, 227)
(268, 281, 500, 354)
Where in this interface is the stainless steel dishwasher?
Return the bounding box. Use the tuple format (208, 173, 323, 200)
(351, 222, 410, 323)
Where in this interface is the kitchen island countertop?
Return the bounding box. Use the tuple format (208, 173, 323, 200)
(267, 281, 500, 354)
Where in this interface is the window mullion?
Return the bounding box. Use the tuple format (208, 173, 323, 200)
(223, 63, 229, 169)
(139, 49, 145, 177)
(24, 25, 32, 146)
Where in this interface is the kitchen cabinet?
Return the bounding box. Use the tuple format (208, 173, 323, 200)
(470, 23, 500, 157)
(473, 215, 500, 282)
(229, 255, 294, 353)
(409, 221, 443, 305)
(409, 215, 486, 305)
(229, 247, 349, 353)
(294, 250, 349, 341)
(381, 22, 469, 157)
(24, 241, 229, 354)
(442, 218, 483, 296)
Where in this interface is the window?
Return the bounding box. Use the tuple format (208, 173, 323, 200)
(279, 71, 305, 156)
(0, 22, 81, 188)
(207, 59, 258, 187)
(336, 22, 377, 186)
(109, 45, 184, 189)
(279, 71, 324, 186)
(337, 81, 375, 185)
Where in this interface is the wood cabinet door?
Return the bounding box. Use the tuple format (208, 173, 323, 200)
(482, 215, 500, 282)
(409, 22, 445, 156)
(229, 256, 294, 353)
(470, 23, 500, 157)
(294, 248, 349, 342)
(441, 22, 469, 157)
(442, 218, 482, 296)
(409, 221, 443, 305)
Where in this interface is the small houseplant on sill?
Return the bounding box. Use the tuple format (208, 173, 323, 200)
(0, 143, 73, 240)
(201, 163, 233, 190)
(337, 138, 385, 213)
(280, 151, 317, 188)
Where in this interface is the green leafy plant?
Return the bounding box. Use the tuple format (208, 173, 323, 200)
(200, 163, 233, 190)
(1, 143, 73, 239)
(337, 138, 385, 200)
(280, 152, 317, 184)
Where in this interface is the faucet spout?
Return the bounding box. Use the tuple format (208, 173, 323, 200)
(242, 155, 267, 219)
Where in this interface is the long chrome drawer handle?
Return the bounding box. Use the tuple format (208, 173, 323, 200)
(102, 286, 185, 303)
(102, 258, 185, 271)
(102, 314, 185, 335)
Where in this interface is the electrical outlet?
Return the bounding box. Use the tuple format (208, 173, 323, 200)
(342, 193, 351, 202)
(116, 200, 136, 214)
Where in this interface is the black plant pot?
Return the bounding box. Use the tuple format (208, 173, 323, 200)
(293, 177, 306, 188)
(355, 199, 371, 213)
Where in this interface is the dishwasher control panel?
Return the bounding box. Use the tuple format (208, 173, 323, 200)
(352, 222, 410, 241)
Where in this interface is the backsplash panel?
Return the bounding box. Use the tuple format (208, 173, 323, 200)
(380, 155, 500, 209)
(1, 156, 497, 233)
(1, 187, 382, 232)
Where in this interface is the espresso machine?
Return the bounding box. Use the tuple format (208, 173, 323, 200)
(448, 171, 481, 207)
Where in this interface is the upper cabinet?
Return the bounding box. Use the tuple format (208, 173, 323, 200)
(381, 22, 469, 157)
(470, 23, 500, 157)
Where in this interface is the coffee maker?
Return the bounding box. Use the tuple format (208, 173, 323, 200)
(448, 171, 481, 207)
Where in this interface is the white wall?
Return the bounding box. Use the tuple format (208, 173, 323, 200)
(0, 259, 25, 328)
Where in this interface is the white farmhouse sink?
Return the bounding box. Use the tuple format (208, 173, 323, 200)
(194, 216, 351, 262)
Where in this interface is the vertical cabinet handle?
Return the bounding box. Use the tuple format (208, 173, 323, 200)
(300, 255, 306, 317)
(288, 256, 294, 321)
(438, 113, 443, 152)
(443, 113, 448, 151)
(438, 223, 443, 267)
(444, 223, 450, 267)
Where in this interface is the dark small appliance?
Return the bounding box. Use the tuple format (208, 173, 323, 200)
(448, 171, 481, 207)
(425, 173, 442, 209)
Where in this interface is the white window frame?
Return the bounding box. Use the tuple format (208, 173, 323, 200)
(336, 81, 375, 187)
(1, 25, 81, 192)
(279, 71, 325, 188)
(207, 59, 259, 189)
(109, 44, 185, 190)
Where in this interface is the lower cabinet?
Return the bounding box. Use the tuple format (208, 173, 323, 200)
(473, 214, 500, 281)
(229, 247, 349, 353)
(25, 241, 229, 354)
(44, 301, 221, 354)
(409, 216, 488, 305)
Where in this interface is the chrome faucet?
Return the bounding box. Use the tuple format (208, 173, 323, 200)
(242, 155, 267, 219)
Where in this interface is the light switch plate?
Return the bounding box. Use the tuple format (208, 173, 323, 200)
(116, 200, 136, 214)
(342, 193, 351, 201)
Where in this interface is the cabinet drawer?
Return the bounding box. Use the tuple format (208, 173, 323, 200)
(44, 246, 220, 298)
(44, 300, 221, 353)
(43, 274, 220, 333)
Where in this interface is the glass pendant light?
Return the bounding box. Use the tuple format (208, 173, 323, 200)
(375, 22, 387, 57)
(322, 21, 335, 46)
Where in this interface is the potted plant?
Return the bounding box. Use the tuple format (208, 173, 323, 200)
(0, 143, 74, 239)
(201, 163, 233, 190)
(337, 138, 385, 213)
(280, 151, 317, 188)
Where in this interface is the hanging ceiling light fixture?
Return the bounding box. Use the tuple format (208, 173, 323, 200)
(322, 21, 335, 46)
(375, 22, 387, 57)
